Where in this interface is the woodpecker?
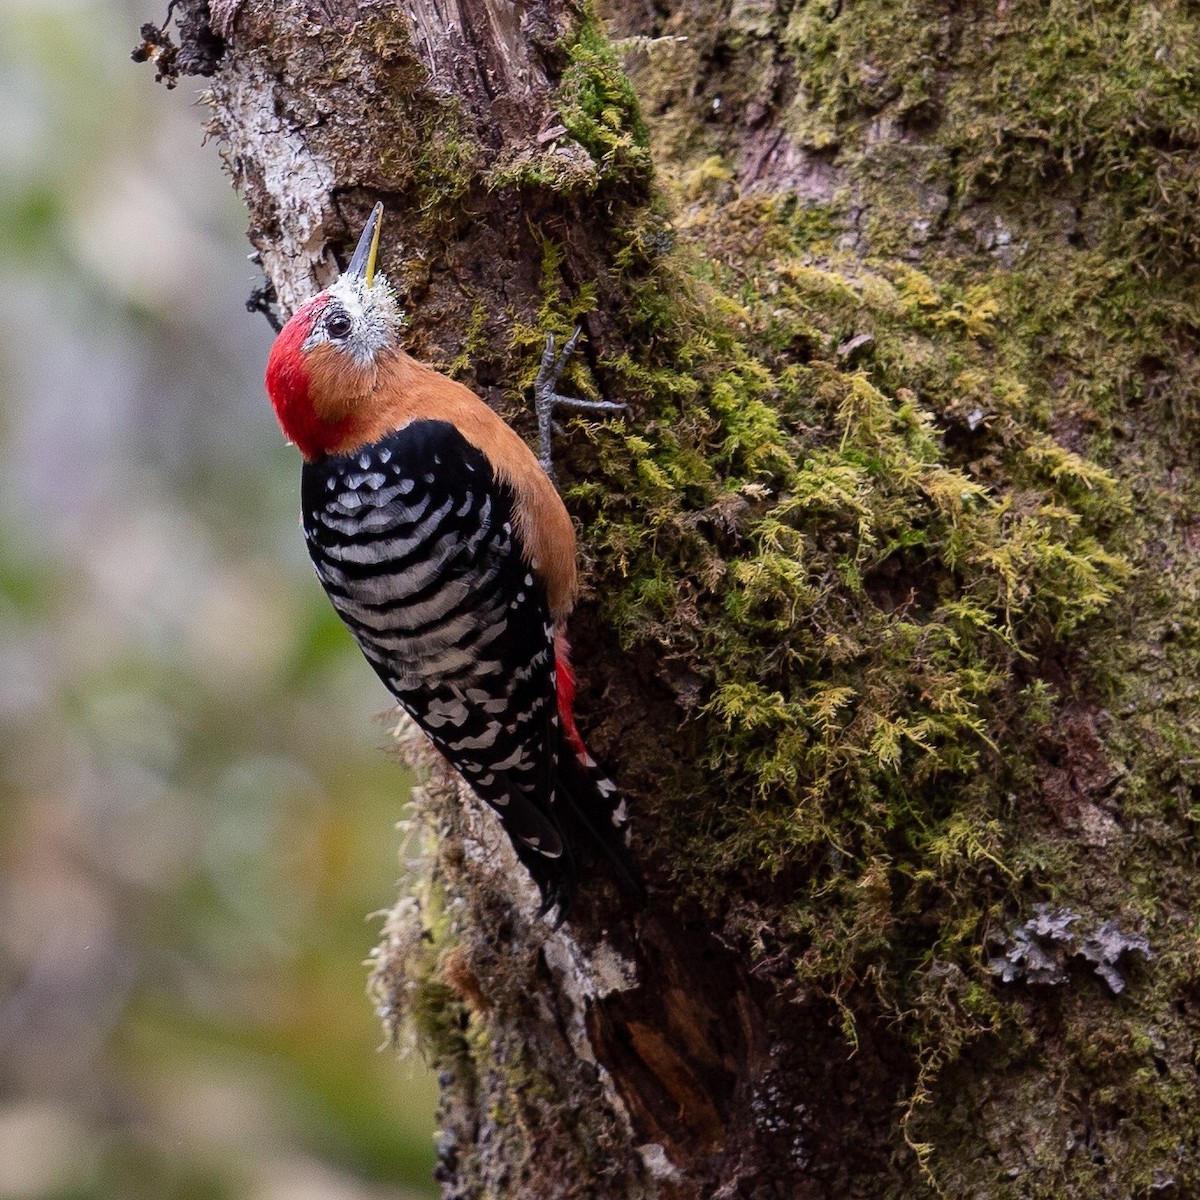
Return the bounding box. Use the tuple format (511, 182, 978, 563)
(264, 203, 631, 918)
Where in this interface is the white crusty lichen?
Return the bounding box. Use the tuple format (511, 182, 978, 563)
(207, 58, 339, 315)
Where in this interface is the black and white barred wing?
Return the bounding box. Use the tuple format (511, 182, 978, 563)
(300, 419, 567, 863)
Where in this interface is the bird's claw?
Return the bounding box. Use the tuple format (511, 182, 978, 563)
(534, 327, 627, 481)
(539, 326, 582, 384)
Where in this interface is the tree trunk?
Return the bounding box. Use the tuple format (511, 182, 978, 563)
(152, 1, 1200, 1196)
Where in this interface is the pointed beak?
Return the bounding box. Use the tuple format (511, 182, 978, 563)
(346, 202, 384, 287)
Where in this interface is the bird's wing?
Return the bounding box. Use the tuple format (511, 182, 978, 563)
(300, 419, 567, 864)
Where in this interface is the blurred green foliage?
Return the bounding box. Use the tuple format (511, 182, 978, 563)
(0, 3, 437, 1198)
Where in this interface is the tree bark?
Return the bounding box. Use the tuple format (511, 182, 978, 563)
(153, 1, 1200, 1196)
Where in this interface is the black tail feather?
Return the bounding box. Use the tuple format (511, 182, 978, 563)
(553, 733, 644, 908)
(503, 736, 641, 924)
(512, 838, 577, 926)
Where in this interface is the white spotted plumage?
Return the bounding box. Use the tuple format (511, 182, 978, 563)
(302, 419, 572, 877)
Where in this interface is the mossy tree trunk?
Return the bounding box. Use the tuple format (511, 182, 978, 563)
(153, 0, 1200, 1196)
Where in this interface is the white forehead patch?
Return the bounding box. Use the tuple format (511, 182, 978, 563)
(302, 273, 404, 365)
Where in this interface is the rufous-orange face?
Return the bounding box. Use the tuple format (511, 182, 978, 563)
(264, 204, 405, 461)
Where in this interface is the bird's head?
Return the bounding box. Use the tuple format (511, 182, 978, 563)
(265, 203, 405, 461)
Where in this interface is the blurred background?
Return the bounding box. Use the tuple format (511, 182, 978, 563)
(0, 2, 439, 1197)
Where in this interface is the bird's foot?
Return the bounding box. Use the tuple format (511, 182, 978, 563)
(534, 327, 626, 481)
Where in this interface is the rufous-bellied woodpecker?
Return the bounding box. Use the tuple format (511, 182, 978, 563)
(264, 203, 632, 919)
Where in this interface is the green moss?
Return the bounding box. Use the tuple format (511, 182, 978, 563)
(559, 18, 651, 182)
(369, 876, 472, 1073)
(382, 5, 1200, 1191)
(485, 13, 652, 196)
(444, 300, 491, 379)
(572, 227, 1125, 953)
(779, 0, 1200, 266)
(575, 1, 1200, 1189)
(371, 98, 480, 230)
(529, 11, 1199, 1185)
(335, 20, 483, 227)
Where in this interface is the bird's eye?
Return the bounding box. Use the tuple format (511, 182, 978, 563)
(326, 311, 353, 339)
